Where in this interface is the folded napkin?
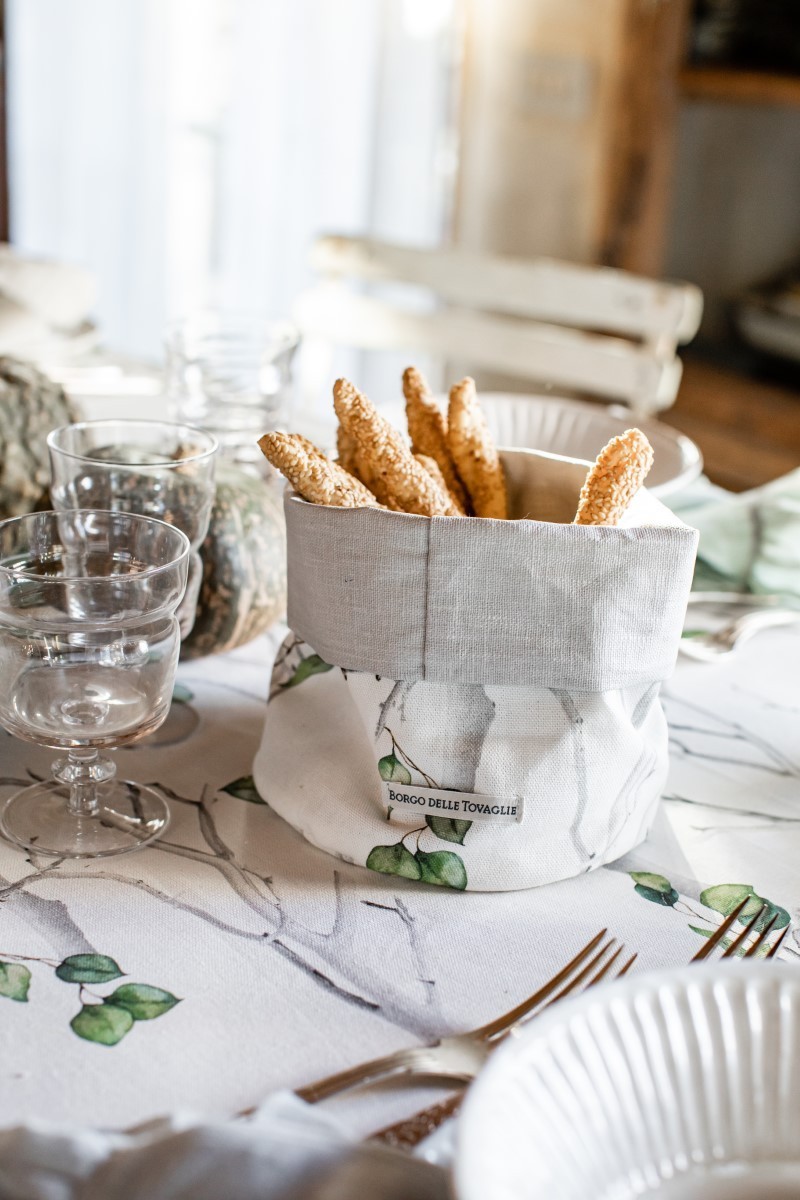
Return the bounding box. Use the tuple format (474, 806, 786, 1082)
(667, 469, 800, 598)
(0, 1092, 445, 1200)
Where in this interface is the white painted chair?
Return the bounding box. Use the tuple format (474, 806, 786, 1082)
(294, 235, 703, 415)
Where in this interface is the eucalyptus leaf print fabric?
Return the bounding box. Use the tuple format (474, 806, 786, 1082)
(254, 633, 670, 892)
(0, 948, 180, 1046)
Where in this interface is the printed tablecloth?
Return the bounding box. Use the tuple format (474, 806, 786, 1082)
(0, 622, 798, 1139)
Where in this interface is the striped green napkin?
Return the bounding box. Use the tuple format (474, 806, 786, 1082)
(666, 469, 800, 598)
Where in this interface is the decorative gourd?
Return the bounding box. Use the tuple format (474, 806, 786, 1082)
(181, 463, 287, 659)
(0, 357, 80, 516)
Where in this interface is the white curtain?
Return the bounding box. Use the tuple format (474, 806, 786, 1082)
(6, 0, 456, 367)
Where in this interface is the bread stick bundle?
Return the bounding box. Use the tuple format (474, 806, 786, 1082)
(403, 367, 469, 514)
(333, 378, 459, 517)
(258, 370, 654, 529)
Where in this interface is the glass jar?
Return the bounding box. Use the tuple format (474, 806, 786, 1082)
(165, 312, 299, 473)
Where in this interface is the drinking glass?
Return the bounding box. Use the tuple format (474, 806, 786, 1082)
(164, 312, 299, 470)
(0, 510, 189, 858)
(47, 419, 217, 638)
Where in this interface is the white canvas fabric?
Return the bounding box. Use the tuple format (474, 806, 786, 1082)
(254, 449, 698, 893)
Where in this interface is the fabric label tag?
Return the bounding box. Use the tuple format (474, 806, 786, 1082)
(381, 781, 521, 825)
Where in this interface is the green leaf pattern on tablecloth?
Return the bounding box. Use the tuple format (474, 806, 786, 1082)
(630, 871, 680, 907)
(105, 983, 181, 1020)
(71, 1004, 134, 1046)
(219, 775, 265, 804)
(700, 883, 790, 932)
(55, 954, 123, 984)
(0, 951, 181, 1045)
(0, 961, 31, 1002)
(630, 872, 790, 955)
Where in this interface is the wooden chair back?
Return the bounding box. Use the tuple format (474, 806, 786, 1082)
(294, 235, 703, 414)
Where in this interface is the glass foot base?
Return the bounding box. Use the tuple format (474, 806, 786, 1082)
(0, 780, 170, 859)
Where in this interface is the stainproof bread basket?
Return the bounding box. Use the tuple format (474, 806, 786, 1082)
(253, 448, 698, 892)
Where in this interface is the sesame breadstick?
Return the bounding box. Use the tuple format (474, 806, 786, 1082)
(403, 366, 469, 512)
(414, 453, 465, 516)
(573, 429, 654, 526)
(336, 423, 359, 476)
(335, 423, 393, 505)
(296, 432, 381, 504)
(333, 378, 455, 517)
(447, 377, 508, 520)
(258, 431, 383, 509)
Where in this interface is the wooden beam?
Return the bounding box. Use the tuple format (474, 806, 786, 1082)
(680, 66, 800, 107)
(599, 0, 693, 275)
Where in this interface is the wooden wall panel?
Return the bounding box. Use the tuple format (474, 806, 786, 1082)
(454, 0, 690, 276)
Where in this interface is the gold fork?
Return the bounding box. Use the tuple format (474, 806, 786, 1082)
(371, 898, 790, 1149)
(293, 930, 634, 1104)
(691, 895, 789, 961)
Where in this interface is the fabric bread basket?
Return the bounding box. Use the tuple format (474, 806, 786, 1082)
(253, 447, 698, 892)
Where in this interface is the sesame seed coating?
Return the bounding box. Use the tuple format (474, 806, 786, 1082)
(403, 366, 469, 512)
(447, 377, 508, 520)
(414, 453, 465, 515)
(333, 377, 455, 517)
(258, 431, 383, 508)
(573, 428, 654, 526)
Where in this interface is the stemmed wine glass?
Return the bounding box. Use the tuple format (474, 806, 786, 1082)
(0, 510, 189, 858)
(47, 419, 217, 639)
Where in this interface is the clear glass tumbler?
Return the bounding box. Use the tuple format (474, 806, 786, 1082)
(164, 312, 299, 470)
(47, 419, 217, 638)
(0, 510, 189, 858)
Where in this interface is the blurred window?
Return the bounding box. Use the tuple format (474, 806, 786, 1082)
(6, 0, 458, 359)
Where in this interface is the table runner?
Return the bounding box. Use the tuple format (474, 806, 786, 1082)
(0, 622, 797, 1138)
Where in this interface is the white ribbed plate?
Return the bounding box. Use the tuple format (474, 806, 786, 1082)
(455, 965, 800, 1200)
(478, 394, 702, 498)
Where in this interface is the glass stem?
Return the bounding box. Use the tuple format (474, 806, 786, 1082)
(52, 749, 117, 818)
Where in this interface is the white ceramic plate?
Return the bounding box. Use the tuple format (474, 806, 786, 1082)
(478, 393, 702, 498)
(455, 964, 800, 1200)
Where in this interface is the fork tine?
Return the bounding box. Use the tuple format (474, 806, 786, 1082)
(766, 928, 790, 959)
(616, 952, 638, 977)
(743, 912, 781, 958)
(370, 948, 635, 1150)
(474, 929, 608, 1040)
(491, 942, 626, 1048)
(721, 905, 767, 959)
(691, 896, 751, 962)
(576, 946, 636, 989)
(586, 943, 625, 986)
(535, 939, 618, 1010)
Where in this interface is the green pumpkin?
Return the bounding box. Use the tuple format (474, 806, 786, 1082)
(181, 464, 286, 659)
(0, 357, 80, 516)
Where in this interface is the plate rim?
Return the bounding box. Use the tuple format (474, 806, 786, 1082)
(474, 392, 704, 498)
(455, 960, 800, 1200)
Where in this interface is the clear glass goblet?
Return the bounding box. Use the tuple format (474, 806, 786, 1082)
(47, 419, 217, 639)
(0, 510, 190, 858)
